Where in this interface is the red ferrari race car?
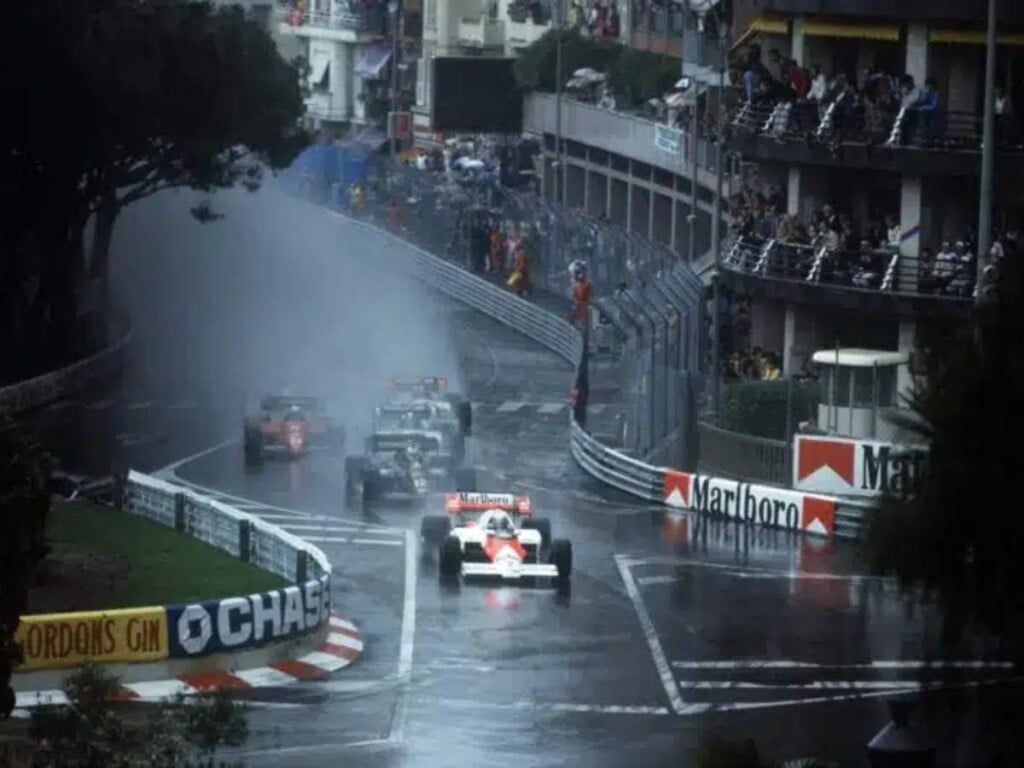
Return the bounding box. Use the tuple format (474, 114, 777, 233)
(420, 492, 572, 584)
(243, 395, 345, 467)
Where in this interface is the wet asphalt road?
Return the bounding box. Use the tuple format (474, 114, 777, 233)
(23, 188, 1021, 767)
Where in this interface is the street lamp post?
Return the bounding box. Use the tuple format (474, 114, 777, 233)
(976, 0, 997, 305)
(388, 0, 400, 165)
(710, 19, 728, 421)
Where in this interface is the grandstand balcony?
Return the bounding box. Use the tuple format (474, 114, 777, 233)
(720, 236, 973, 317)
(728, 98, 1024, 178)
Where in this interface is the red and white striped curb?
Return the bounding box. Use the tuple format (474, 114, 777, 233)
(14, 614, 361, 710)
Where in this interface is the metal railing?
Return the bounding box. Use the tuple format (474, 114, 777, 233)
(739, 97, 1023, 153)
(314, 179, 873, 539)
(276, 5, 389, 34)
(697, 422, 791, 486)
(0, 328, 132, 415)
(723, 236, 975, 301)
(125, 471, 331, 583)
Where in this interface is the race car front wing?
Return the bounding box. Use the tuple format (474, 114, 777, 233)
(461, 561, 559, 580)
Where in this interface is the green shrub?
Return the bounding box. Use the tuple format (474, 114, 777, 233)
(719, 380, 820, 440)
(513, 29, 681, 110)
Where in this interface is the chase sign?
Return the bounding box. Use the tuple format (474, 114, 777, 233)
(167, 575, 330, 658)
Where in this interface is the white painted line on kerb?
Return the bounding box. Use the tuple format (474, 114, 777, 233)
(299, 536, 353, 544)
(496, 401, 526, 413)
(388, 528, 417, 745)
(614, 555, 688, 715)
(281, 524, 380, 534)
(671, 660, 1017, 671)
(416, 697, 671, 716)
(538, 403, 565, 414)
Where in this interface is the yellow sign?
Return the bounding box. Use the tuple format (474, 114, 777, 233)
(15, 607, 169, 671)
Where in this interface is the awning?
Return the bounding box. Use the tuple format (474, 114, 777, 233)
(803, 21, 899, 42)
(310, 55, 330, 87)
(930, 29, 1024, 46)
(731, 18, 788, 51)
(355, 45, 392, 79)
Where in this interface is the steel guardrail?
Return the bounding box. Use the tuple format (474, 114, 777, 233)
(124, 470, 331, 582)
(0, 329, 132, 415)
(341, 211, 873, 538)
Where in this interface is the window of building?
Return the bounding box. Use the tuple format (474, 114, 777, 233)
(425, 0, 436, 30)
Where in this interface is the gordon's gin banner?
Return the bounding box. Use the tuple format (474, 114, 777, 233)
(793, 434, 925, 498)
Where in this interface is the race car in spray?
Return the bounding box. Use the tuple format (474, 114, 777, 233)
(420, 492, 572, 583)
(385, 377, 471, 437)
(243, 395, 345, 467)
(373, 400, 467, 465)
(345, 430, 476, 504)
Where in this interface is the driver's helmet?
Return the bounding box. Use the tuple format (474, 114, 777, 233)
(486, 512, 514, 536)
(569, 259, 587, 280)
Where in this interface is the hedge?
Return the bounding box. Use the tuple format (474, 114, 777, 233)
(718, 379, 821, 441)
(513, 30, 680, 110)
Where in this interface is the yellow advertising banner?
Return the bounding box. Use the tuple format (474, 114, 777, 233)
(15, 607, 169, 671)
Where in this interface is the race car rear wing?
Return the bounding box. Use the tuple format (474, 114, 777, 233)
(444, 492, 532, 516)
(387, 377, 448, 394)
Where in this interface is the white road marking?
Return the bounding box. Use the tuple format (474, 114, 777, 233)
(153, 439, 237, 478)
(614, 555, 687, 715)
(689, 677, 1023, 714)
(675, 680, 944, 691)
(589, 403, 607, 414)
(86, 398, 115, 409)
(671, 660, 1017, 671)
(253, 512, 323, 521)
(299, 536, 352, 543)
(428, 659, 496, 673)
(496, 401, 526, 413)
(622, 556, 887, 584)
(281, 524, 378, 534)
(636, 575, 678, 586)
(388, 529, 417, 745)
(538, 402, 565, 414)
(351, 538, 404, 547)
(414, 697, 671, 716)
(126, 400, 155, 410)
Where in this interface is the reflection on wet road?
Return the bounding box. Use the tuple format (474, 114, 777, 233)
(26, 188, 1019, 767)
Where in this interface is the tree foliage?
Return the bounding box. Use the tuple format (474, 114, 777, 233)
(865, 255, 1024, 659)
(0, 413, 54, 719)
(1, 0, 307, 369)
(28, 664, 248, 767)
(513, 29, 678, 109)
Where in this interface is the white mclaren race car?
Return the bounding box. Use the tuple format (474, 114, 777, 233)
(420, 492, 572, 583)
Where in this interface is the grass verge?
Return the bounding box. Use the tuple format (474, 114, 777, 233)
(27, 501, 289, 613)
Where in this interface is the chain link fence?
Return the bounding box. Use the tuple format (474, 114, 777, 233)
(333, 159, 706, 466)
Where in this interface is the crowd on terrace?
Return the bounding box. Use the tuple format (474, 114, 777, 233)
(566, 0, 621, 39)
(725, 180, 996, 297)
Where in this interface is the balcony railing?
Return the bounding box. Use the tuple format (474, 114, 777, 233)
(458, 16, 505, 48)
(277, 5, 389, 35)
(723, 236, 975, 301)
(733, 98, 1024, 154)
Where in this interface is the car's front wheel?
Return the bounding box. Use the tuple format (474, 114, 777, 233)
(550, 539, 572, 582)
(439, 535, 463, 578)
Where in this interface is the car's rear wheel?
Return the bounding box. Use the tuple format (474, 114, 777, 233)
(439, 535, 462, 578)
(550, 539, 572, 582)
(420, 515, 451, 547)
(523, 517, 551, 550)
(244, 426, 263, 468)
(345, 456, 366, 497)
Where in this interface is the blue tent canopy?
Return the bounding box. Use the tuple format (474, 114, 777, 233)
(287, 142, 369, 191)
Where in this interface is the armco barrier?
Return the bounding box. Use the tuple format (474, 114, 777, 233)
(14, 471, 332, 672)
(345, 213, 874, 539)
(0, 329, 132, 415)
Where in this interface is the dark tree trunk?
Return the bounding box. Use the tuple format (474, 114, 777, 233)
(89, 192, 118, 347)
